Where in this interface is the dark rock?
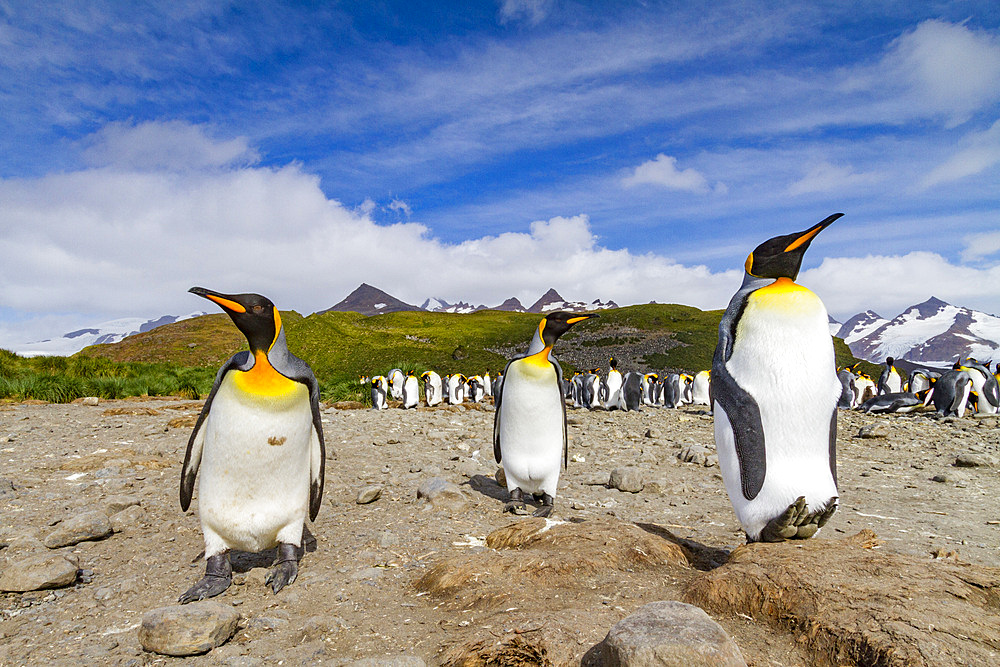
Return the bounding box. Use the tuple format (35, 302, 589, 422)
(138, 601, 239, 656)
(599, 600, 747, 666)
(43, 511, 113, 548)
(0, 553, 78, 592)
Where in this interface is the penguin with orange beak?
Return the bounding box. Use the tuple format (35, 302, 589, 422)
(178, 287, 326, 602)
(712, 214, 842, 542)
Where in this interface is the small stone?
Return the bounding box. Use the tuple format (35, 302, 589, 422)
(104, 495, 141, 515)
(955, 452, 995, 468)
(494, 467, 506, 488)
(0, 478, 15, 496)
(599, 600, 747, 666)
(977, 417, 998, 428)
(644, 429, 660, 439)
(610, 467, 644, 493)
(43, 511, 113, 548)
(570, 454, 586, 463)
(416, 477, 468, 510)
(138, 601, 240, 656)
(109, 505, 145, 533)
(0, 553, 78, 592)
(858, 422, 890, 439)
(81, 397, 100, 406)
(931, 474, 952, 483)
(356, 485, 383, 504)
(677, 445, 718, 467)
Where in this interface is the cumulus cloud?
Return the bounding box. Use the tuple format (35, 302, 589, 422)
(787, 161, 880, 196)
(388, 199, 413, 216)
(802, 252, 1000, 320)
(962, 230, 1000, 263)
(922, 119, 1000, 188)
(622, 154, 722, 194)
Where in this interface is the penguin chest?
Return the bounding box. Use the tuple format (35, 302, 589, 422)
(499, 359, 564, 484)
(727, 282, 839, 460)
(199, 373, 313, 549)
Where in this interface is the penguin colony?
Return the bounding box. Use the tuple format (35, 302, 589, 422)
(178, 214, 999, 600)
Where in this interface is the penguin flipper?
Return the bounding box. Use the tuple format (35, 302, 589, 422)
(180, 352, 248, 511)
(711, 364, 766, 501)
(288, 364, 327, 522)
(493, 357, 518, 464)
(550, 358, 568, 469)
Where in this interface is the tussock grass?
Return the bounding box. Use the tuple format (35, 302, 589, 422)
(0, 350, 212, 403)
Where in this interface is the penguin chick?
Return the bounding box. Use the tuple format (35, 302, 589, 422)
(494, 311, 597, 517)
(712, 214, 843, 542)
(179, 288, 326, 603)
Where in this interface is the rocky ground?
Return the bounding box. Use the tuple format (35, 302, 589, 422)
(1, 396, 999, 666)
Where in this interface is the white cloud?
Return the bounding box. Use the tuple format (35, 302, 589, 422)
(803, 252, 1000, 320)
(81, 121, 260, 171)
(388, 199, 413, 216)
(787, 161, 880, 196)
(962, 230, 1000, 263)
(922, 119, 1000, 188)
(622, 154, 719, 194)
(498, 0, 552, 26)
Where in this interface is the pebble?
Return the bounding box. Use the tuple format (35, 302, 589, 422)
(43, 511, 113, 548)
(494, 467, 506, 488)
(416, 477, 468, 510)
(599, 600, 747, 666)
(103, 495, 141, 515)
(955, 452, 995, 468)
(356, 485, 383, 504)
(610, 467, 644, 493)
(858, 422, 890, 439)
(0, 478, 15, 496)
(138, 601, 240, 656)
(0, 553, 78, 592)
(677, 444, 718, 467)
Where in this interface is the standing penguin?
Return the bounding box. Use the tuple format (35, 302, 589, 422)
(622, 372, 644, 411)
(387, 368, 405, 401)
(957, 358, 1000, 415)
(421, 370, 442, 407)
(933, 369, 973, 417)
(370, 376, 388, 410)
(836, 368, 857, 409)
(877, 358, 903, 395)
(179, 288, 326, 602)
(691, 370, 712, 407)
(662, 373, 681, 408)
(401, 371, 419, 409)
(494, 311, 596, 516)
(712, 214, 843, 542)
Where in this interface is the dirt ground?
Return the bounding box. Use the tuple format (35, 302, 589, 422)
(1, 396, 998, 666)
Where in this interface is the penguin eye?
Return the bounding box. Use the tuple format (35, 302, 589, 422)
(252, 305, 264, 314)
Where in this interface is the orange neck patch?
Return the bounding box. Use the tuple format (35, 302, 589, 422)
(233, 351, 299, 397)
(522, 346, 554, 369)
(756, 276, 809, 294)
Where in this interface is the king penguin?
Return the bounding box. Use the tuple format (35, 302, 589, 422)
(494, 311, 596, 516)
(712, 214, 843, 542)
(421, 370, 442, 407)
(402, 371, 420, 409)
(877, 358, 903, 395)
(602, 357, 624, 410)
(179, 288, 326, 602)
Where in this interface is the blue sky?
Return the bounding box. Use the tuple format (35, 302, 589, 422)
(1, 1, 999, 347)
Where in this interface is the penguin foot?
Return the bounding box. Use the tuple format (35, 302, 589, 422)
(178, 552, 232, 604)
(504, 488, 529, 515)
(264, 543, 299, 594)
(756, 496, 839, 543)
(531, 493, 555, 518)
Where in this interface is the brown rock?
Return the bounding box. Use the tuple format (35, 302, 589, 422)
(138, 601, 239, 656)
(0, 553, 78, 592)
(599, 601, 747, 666)
(684, 530, 1000, 666)
(43, 511, 113, 548)
(610, 467, 644, 493)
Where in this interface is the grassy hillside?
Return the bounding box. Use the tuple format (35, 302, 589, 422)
(67, 303, 877, 402)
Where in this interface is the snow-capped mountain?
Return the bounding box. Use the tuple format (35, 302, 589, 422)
(321, 283, 423, 316)
(12, 312, 206, 357)
(837, 297, 1000, 367)
(527, 288, 619, 314)
(420, 297, 486, 314)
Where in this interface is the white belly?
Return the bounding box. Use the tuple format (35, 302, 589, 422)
(692, 372, 711, 405)
(199, 375, 313, 554)
(716, 285, 840, 538)
(498, 359, 564, 496)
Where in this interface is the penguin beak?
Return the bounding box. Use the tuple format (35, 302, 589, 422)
(567, 314, 598, 325)
(189, 286, 247, 314)
(783, 213, 842, 253)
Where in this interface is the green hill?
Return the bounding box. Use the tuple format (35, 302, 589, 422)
(71, 304, 877, 402)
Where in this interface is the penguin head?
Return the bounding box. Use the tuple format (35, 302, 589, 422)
(609, 357, 618, 369)
(743, 213, 843, 280)
(537, 311, 598, 348)
(886, 357, 894, 366)
(190, 287, 281, 354)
